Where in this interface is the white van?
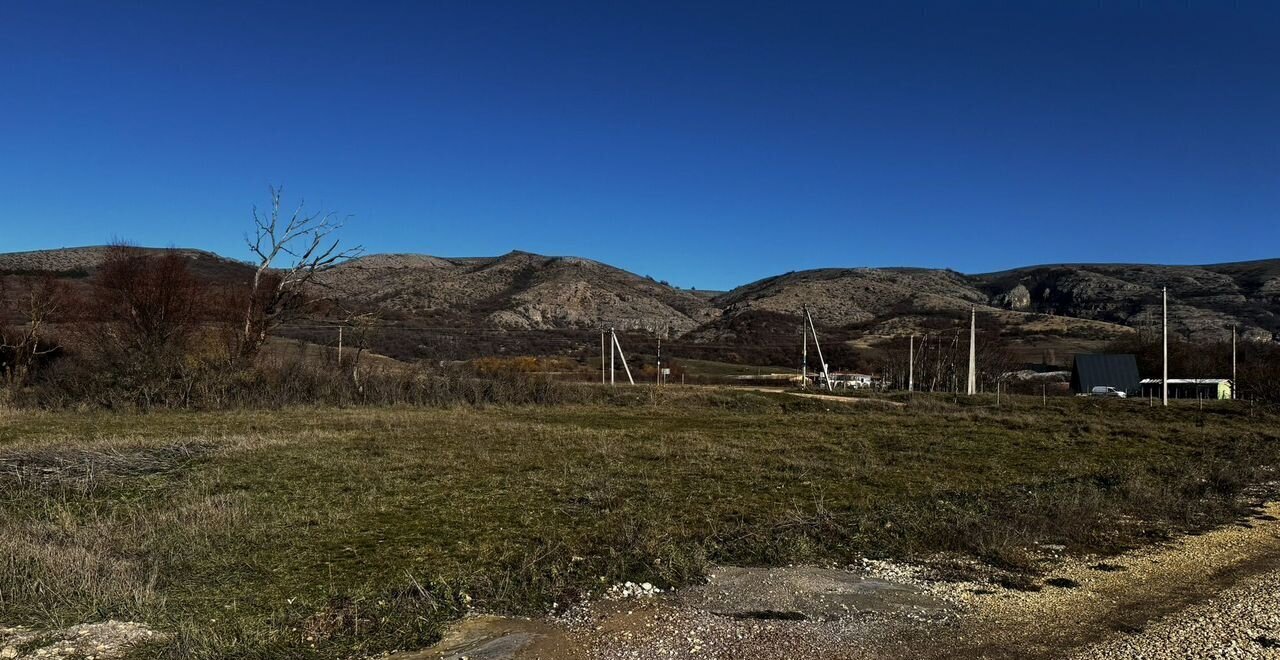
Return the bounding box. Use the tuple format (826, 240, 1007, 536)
(1089, 386, 1127, 398)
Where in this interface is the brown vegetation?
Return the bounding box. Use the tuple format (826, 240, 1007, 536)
(0, 276, 68, 387)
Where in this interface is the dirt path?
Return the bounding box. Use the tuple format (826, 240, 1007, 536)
(402, 503, 1280, 659)
(1069, 566, 1280, 659)
(729, 386, 906, 407)
(925, 502, 1280, 659)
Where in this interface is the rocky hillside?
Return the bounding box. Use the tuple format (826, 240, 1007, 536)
(713, 268, 986, 327)
(317, 251, 720, 334)
(972, 261, 1280, 341)
(3, 246, 1276, 348)
(701, 261, 1280, 342)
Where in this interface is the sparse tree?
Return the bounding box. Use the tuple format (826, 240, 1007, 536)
(0, 276, 68, 385)
(240, 187, 363, 359)
(92, 244, 207, 358)
(343, 311, 381, 391)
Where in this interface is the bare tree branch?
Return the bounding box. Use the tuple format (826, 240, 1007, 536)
(240, 186, 363, 359)
(1, 277, 68, 385)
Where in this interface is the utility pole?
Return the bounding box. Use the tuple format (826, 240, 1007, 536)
(1232, 324, 1237, 400)
(803, 305, 833, 391)
(610, 327, 616, 386)
(966, 307, 977, 396)
(656, 336, 662, 386)
(801, 322, 808, 389)
(601, 329, 606, 385)
(908, 334, 914, 393)
(337, 326, 343, 365)
(610, 328, 634, 385)
(1162, 287, 1168, 407)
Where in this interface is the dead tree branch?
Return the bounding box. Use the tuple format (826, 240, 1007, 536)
(240, 186, 363, 358)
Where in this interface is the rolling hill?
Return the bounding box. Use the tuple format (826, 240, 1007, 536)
(2, 246, 1276, 364)
(316, 251, 720, 334)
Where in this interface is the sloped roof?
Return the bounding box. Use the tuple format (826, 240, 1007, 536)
(1071, 354, 1141, 394)
(1139, 378, 1230, 384)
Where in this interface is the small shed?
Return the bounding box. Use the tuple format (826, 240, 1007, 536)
(1070, 354, 1141, 395)
(1139, 379, 1233, 400)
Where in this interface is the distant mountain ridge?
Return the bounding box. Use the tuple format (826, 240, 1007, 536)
(2, 246, 1277, 343)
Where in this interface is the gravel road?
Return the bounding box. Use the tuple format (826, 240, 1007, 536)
(400, 503, 1280, 659)
(1070, 566, 1280, 659)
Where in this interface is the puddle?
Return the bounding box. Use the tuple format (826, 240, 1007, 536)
(685, 566, 946, 621)
(389, 614, 576, 660)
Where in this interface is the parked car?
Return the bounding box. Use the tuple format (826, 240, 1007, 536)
(1089, 386, 1127, 398)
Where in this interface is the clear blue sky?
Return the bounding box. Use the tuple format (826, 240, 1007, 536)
(1, 1, 1277, 290)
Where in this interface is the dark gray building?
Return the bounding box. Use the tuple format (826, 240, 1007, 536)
(1070, 354, 1141, 395)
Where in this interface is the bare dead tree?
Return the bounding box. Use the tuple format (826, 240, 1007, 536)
(1, 277, 68, 385)
(343, 311, 382, 391)
(241, 186, 363, 359)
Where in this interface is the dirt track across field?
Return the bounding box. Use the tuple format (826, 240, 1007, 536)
(728, 386, 906, 407)
(404, 502, 1280, 659)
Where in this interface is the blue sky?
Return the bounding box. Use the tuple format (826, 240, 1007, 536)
(1, 1, 1277, 290)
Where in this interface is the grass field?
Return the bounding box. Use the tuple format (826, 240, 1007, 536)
(2, 389, 1278, 658)
(674, 358, 798, 377)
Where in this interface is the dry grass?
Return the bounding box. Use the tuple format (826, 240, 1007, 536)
(0, 390, 1277, 658)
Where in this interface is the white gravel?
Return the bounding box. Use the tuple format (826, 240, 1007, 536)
(1071, 566, 1280, 659)
(0, 621, 165, 659)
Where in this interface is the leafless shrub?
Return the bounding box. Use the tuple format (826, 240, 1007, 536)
(89, 244, 210, 358)
(0, 276, 69, 386)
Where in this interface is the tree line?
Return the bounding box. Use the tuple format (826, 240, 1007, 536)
(0, 188, 373, 406)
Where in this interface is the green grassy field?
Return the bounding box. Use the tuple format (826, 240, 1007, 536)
(1, 390, 1278, 658)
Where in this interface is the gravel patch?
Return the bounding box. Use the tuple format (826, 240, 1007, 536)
(1070, 567, 1280, 659)
(390, 502, 1280, 659)
(0, 621, 165, 659)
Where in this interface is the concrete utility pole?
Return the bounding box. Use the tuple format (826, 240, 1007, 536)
(801, 322, 808, 389)
(1231, 324, 1237, 400)
(610, 327, 616, 386)
(966, 307, 977, 396)
(601, 329, 606, 385)
(1162, 288, 1168, 407)
(610, 328, 634, 385)
(656, 337, 662, 386)
(908, 334, 914, 393)
(337, 326, 343, 365)
(803, 305, 833, 391)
